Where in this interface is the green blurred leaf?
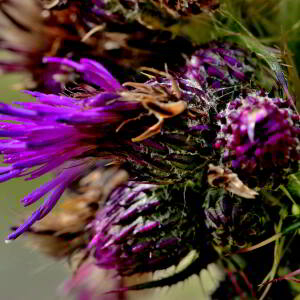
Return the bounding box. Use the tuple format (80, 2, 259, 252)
(287, 172, 300, 200)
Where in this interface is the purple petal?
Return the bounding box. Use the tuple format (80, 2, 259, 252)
(7, 209, 42, 240)
(0, 169, 22, 183)
(0, 103, 37, 118)
(43, 57, 122, 92)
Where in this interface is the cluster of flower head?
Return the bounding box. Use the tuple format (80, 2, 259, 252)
(0, 0, 300, 298)
(0, 40, 299, 269)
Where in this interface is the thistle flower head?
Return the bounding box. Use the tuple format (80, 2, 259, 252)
(88, 180, 218, 277)
(0, 56, 218, 239)
(23, 167, 219, 290)
(182, 41, 280, 104)
(184, 42, 256, 90)
(215, 93, 300, 186)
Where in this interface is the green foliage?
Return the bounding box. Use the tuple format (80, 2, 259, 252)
(287, 171, 300, 201)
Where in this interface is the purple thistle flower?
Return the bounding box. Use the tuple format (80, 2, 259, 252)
(1, 56, 218, 240)
(215, 92, 300, 185)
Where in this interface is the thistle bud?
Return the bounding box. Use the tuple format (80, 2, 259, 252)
(215, 93, 300, 186)
(89, 181, 218, 277)
(183, 42, 277, 95)
(204, 189, 269, 253)
(23, 168, 219, 290)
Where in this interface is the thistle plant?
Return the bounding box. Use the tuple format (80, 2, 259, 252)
(0, 0, 300, 300)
